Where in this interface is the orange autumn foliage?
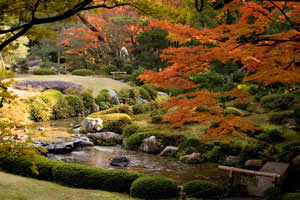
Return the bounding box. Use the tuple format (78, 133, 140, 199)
(139, 0, 298, 138)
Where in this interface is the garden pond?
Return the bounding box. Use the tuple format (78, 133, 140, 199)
(29, 118, 228, 185)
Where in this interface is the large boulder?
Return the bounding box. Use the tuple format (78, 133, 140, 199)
(108, 90, 120, 105)
(180, 153, 202, 164)
(110, 156, 129, 167)
(80, 117, 103, 133)
(244, 159, 263, 170)
(87, 132, 121, 146)
(160, 146, 178, 157)
(75, 137, 94, 147)
(139, 136, 161, 154)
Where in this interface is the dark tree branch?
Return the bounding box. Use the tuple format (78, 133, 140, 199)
(77, 14, 104, 41)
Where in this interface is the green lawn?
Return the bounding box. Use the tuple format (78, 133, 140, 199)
(0, 171, 138, 200)
(14, 74, 131, 94)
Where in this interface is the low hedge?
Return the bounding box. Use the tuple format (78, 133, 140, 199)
(130, 176, 179, 199)
(72, 69, 95, 76)
(33, 68, 57, 75)
(182, 180, 224, 198)
(0, 155, 141, 193)
(89, 113, 132, 133)
(261, 93, 295, 110)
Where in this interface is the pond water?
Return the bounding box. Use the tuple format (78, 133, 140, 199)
(30, 119, 228, 185)
(64, 145, 228, 185)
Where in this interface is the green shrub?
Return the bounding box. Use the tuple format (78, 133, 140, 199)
(129, 68, 144, 85)
(72, 69, 95, 76)
(124, 132, 186, 151)
(133, 104, 148, 114)
(81, 91, 94, 111)
(97, 90, 112, 103)
(92, 104, 133, 115)
(233, 103, 248, 110)
(261, 94, 295, 110)
(53, 97, 73, 119)
(278, 142, 300, 162)
(89, 113, 132, 133)
(183, 180, 224, 198)
(0, 155, 141, 193)
(257, 129, 284, 143)
(98, 102, 112, 111)
(142, 84, 157, 100)
(178, 138, 212, 155)
(269, 111, 294, 124)
(33, 68, 57, 75)
(202, 146, 225, 163)
(41, 89, 63, 108)
(150, 109, 165, 124)
(190, 72, 224, 92)
(95, 93, 105, 105)
(122, 124, 143, 138)
(130, 176, 179, 199)
(139, 87, 151, 101)
(29, 97, 52, 122)
(123, 63, 134, 74)
(65, 95, 85, 117)
(104, 65, 119, 75)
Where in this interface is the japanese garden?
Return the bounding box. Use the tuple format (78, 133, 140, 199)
(0, 0, 299, 200)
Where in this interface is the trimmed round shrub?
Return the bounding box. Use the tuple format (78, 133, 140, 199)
(257, 129, 284, 143)
(41, 89, 63, 108)
(261, 93, 295, 110)
(95, 93, 105, 105)
(81, 91, 94, 111)
(89, 113, 132, 133)
(122, 124, 142, 138)
(72, 69, 95, 76)
(33, 68, 57, 75)
(29, 97, 52, 122)
(65, 95, 85, 117)
(98, 102, 112, 111)
(53, 97, 73, 119)
(183, 180, 224, 198)
(130, 176, 179, 199)
(139, 87, 151, 101)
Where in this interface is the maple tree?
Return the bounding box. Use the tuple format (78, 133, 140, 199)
(139, 0, 299, 138)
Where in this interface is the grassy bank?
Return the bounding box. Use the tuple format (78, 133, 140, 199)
(0, 171, 138, 200)
(14, 74, 131, 94)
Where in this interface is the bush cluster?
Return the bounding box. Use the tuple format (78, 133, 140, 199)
(139, 87, 151, 101)
(142, 84, 157, 100)
(72, 69, 95, 76)
(33, 68, 57, 75)
(133, 104, 149, 114)
(130, 176, 179, 199)
(53, 97, 73, 119)
(260, 93, 295, 110)
(183, 180, 224, 199)
(257, 129, 284, 143)
(178, 138, 213, 156)
(41, 89, 63, 108)
(269, 111, 294, 124)
(64, 95, 85, 117)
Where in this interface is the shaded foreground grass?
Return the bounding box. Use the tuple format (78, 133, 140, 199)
(0, 171, 138, 200)
(14, 74, 131, 94)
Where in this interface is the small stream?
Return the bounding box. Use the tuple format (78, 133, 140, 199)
(29, 119, 228, 185)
